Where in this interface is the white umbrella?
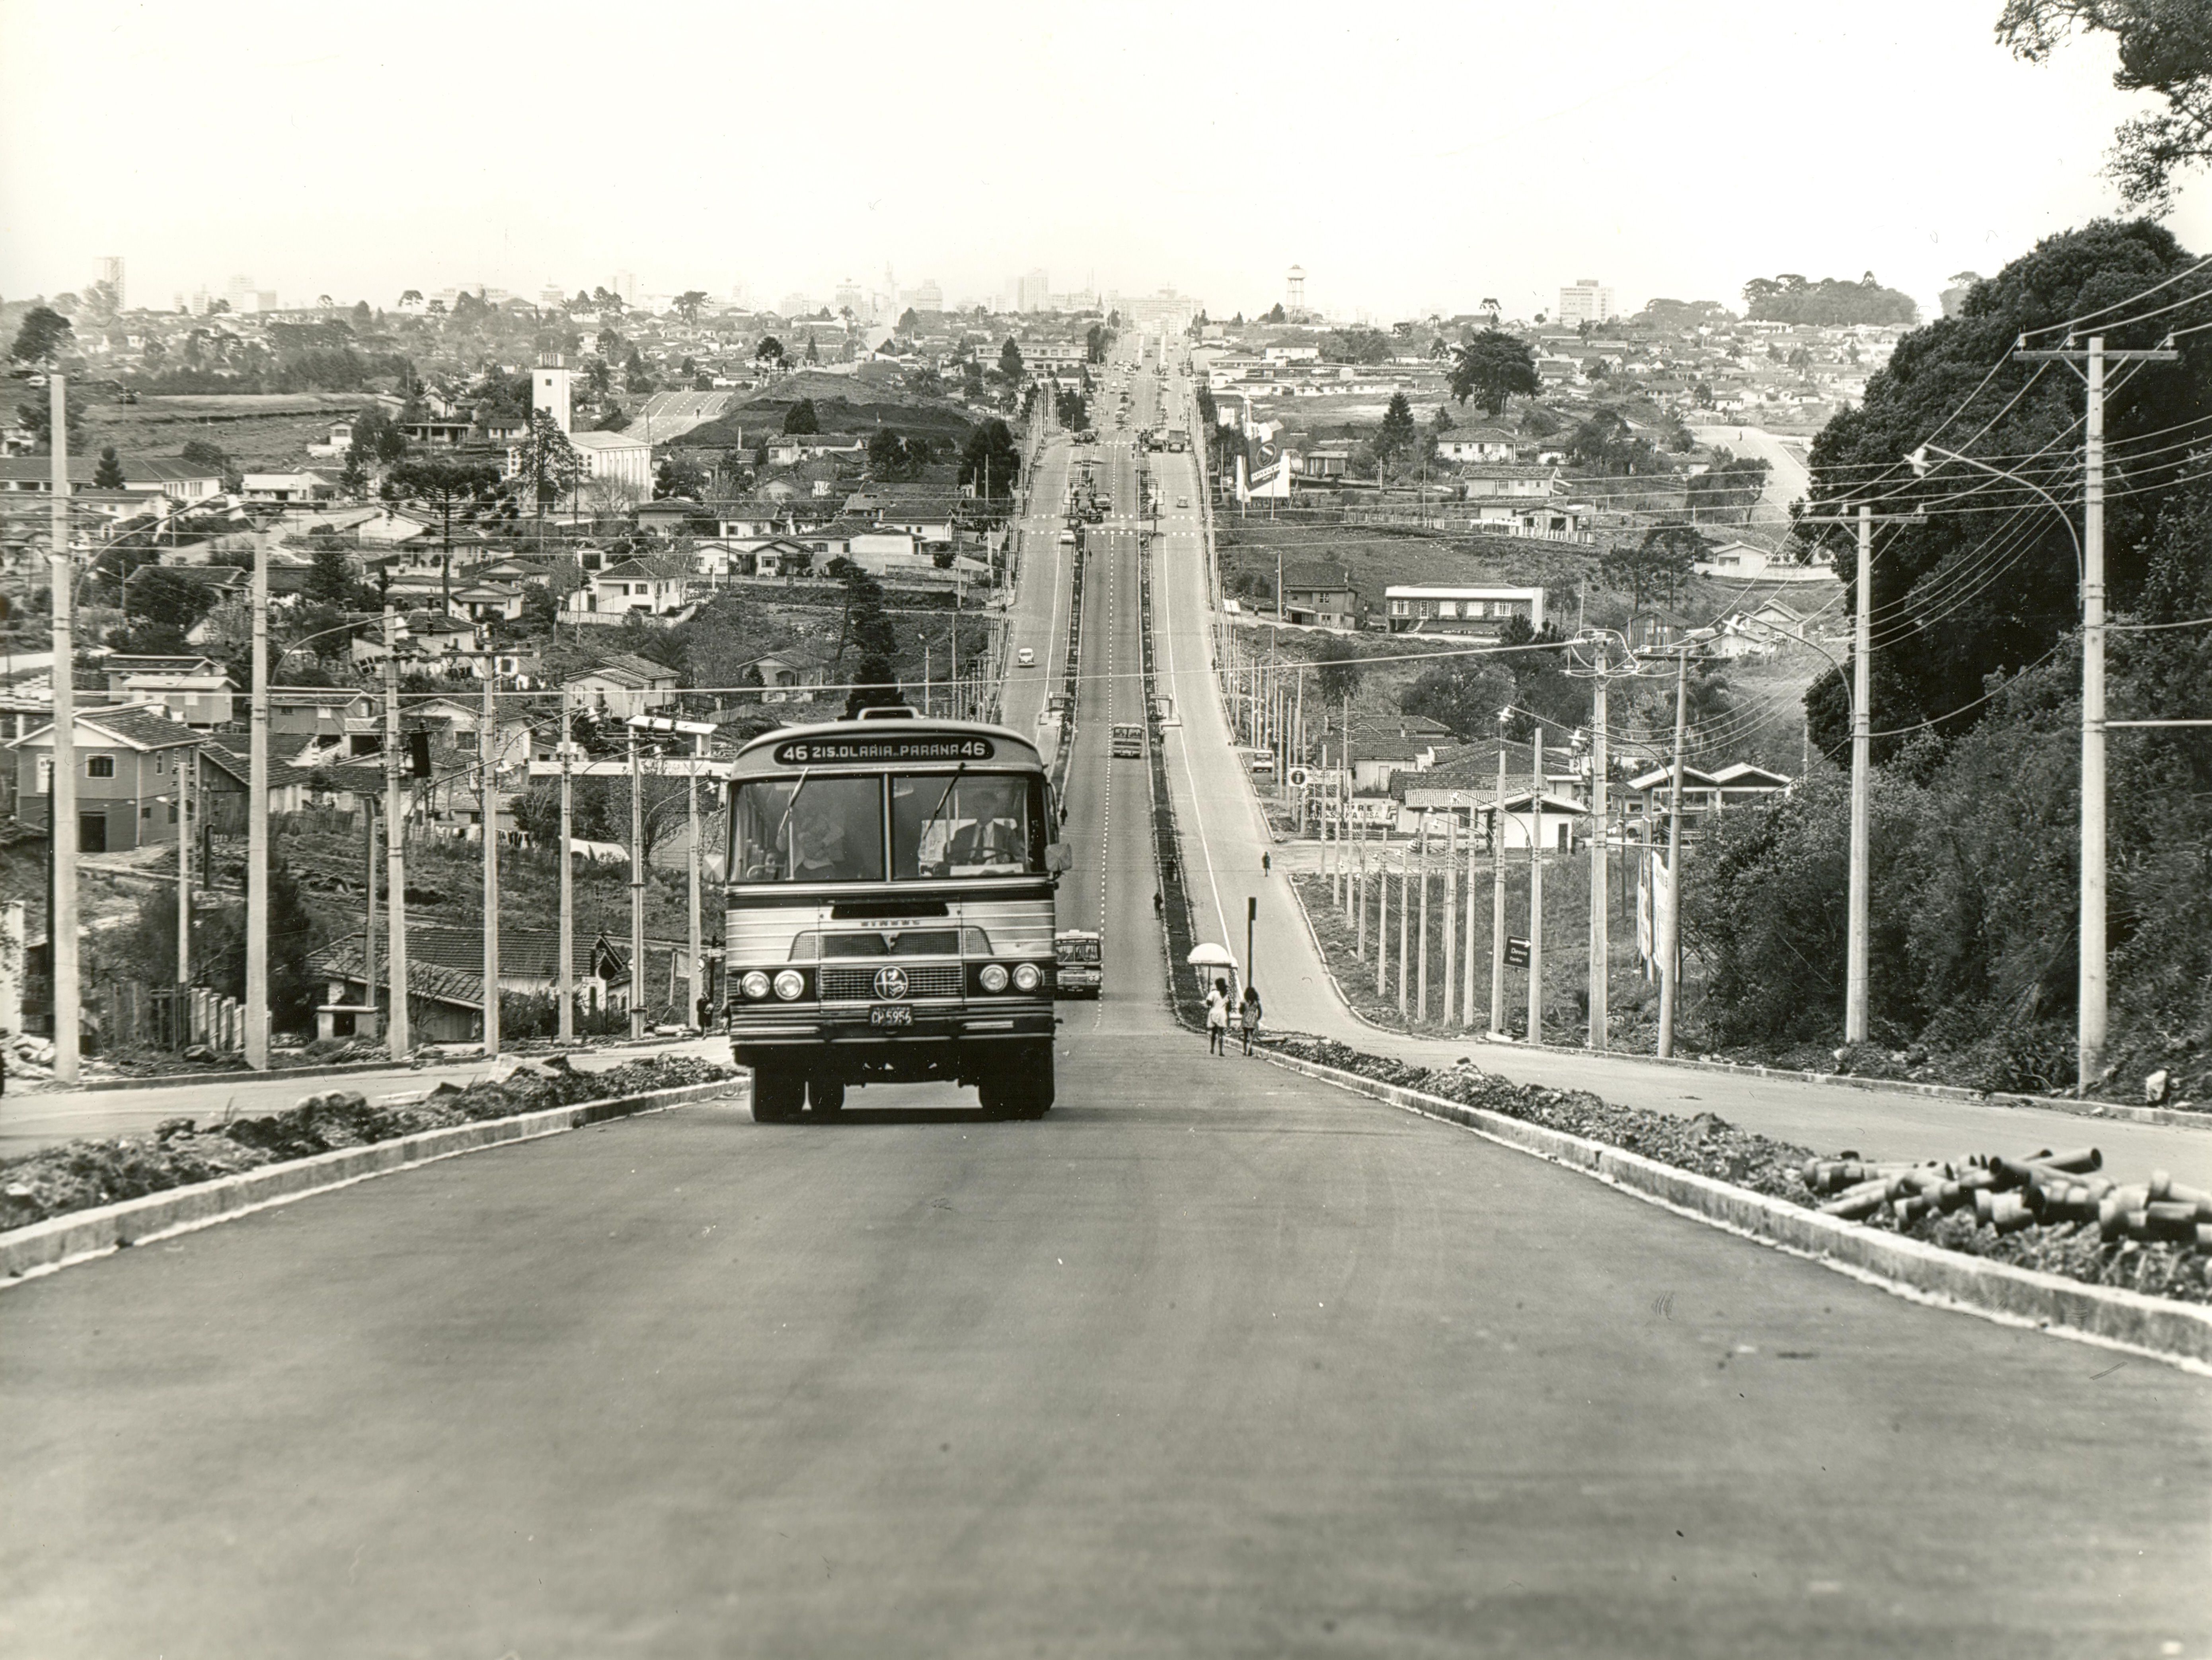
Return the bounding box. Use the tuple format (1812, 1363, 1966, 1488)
(1185, 943, 1238, 969)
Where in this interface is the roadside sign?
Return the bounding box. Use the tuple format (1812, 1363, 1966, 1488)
(1504, 936, 1532, 968)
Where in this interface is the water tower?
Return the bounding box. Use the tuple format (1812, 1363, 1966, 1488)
(1286, 265, 1305, 313)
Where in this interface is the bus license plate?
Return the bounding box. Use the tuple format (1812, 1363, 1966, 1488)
(869, 1004, 913, 1029)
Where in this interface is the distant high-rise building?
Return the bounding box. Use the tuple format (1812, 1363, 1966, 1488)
(99, 256, 126, 311)
(1286, 265, 1305, 313)
(1019, 268, 1051, 313)
(1557, 278, 1613, 326)
(613, 272, 637, 305)
(539, 281, 567, 308)
(780, 292, 811, 317)
(225, 274, 256, 310)
(834, 277, 866, 318)
(912, 278, 944, 313)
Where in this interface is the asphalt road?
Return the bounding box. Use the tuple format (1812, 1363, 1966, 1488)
(4, 345, 2208, 1658)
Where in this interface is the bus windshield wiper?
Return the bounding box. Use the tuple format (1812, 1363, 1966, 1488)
(773, 769, 811, 874)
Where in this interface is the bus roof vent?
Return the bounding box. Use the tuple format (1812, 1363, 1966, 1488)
(856, 704, 918, 721)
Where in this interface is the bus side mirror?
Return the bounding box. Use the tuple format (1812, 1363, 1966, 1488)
(1045, 843, 1073, 874)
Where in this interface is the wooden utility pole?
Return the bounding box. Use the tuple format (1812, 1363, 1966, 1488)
(363, 797, 378, 1040)
(1528, 728, 1544, 1041)
(176, 747, 193, 1047)
(49, 375, 78, 1085)
(244, 538, 269, 1068)
(1442, 811, 1457, 1028)
(1415, 812, 1430, 1023)
(1489, 739, 1507, 1036)
(628, 721, 645, 1041)
(480, 672, 500, 1059)
(558, 687, 575, 1043)
(1656, 650, 1688, 1059)
(382, 607, 410, 1054)
(1588, 672, 1610, 1051)
(688, 730, 704, 1029)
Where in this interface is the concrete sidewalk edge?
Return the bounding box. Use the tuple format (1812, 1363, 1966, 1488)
(1259, 1047, 2212, 1376)
(0, 1077, 744, 1285)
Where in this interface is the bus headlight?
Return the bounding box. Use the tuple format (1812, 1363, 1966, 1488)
(1012, 963, 1043, 992)
(741, 971, 771, 1000)
(979, 963, 1010, 993)
(773, 970, 806, 1001)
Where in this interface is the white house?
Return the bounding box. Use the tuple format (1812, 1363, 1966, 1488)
(1384, 584, 1546, 637)
(1400, 787, 1589, 852)
(1437, 430, 1520, 465)
(569, 558, 690, 617)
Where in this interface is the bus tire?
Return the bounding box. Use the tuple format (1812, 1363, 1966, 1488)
(980, 1044, 1054, 1119)
(751, 1064, 804, 1123)
(809, 1077, 846, 1116)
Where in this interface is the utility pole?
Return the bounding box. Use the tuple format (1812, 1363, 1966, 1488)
(245, 538, 269, 1068)
(688, 730, 704, 1031)
(558, 687, 575, 1044)
(381, 607, 410, 1055)
(1375, 838, 1390, 996)
(1845, 504, 1872, 1045)
(1656, 649, 1688, 1059)
(363, 796, 377, 1041)
(629, 720, 645, 1041)
(1442, 811, 1457, 1028)
(1396, 845, 1409, 1020)
(1415, 812, 1431, 1024)
(49, 374, 78, 1086)
(1528, 728, 1544, 1042)
(1589, 673, 1610, 1051)
(1463, 801, 1480, 1030)
(176, 746, 193, 1047)
(1489, 738, 1507, 1036)
(481, 673, 500, 1059)
(2009, 331, 2175, 1095)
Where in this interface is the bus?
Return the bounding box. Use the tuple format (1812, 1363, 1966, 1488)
(1054, 930, 1101, 997)
(723, 707, 1069, 1121)
(1111, 722, 1145, 758)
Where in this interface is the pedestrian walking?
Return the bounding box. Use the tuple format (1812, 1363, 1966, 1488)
(1261, 852, 1271, 877)
(1239, 984, 1263, 1055)
(1204, 977, 1230, 1055)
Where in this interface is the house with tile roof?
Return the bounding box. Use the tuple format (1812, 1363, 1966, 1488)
(10, 705, 201, 852)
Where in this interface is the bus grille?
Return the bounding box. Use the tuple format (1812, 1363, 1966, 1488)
(819, 964, 965, 1002)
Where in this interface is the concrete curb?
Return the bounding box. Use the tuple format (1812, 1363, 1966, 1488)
(29, 1035, 702, 1097)
(0, 1076, 744, 1285)
(1272, 873, 2207, 1134)
(1257, 1047, 2212, 1375)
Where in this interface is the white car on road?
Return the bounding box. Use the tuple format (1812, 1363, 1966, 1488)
(1016, 647, 1036, 667)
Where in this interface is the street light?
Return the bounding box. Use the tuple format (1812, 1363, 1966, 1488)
(1910, 440, 2102, 1092)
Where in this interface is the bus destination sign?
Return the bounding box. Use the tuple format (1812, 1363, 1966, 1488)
(772, 736, 996, 766)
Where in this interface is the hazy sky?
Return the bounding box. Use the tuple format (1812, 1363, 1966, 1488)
(5, 0, 2209, 322)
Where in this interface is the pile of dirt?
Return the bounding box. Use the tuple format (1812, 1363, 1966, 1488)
(1259, 1034, 2212, 1303)
(0, 1054, 732, 1231)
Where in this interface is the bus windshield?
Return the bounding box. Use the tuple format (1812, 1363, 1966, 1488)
(731, 776, 885, 882)
(891, 772, 1042, 878)
(1056, 938, 1099, 963)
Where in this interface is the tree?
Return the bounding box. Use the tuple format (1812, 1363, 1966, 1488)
(672, 290, 709, 323)
(1320, 327, 1394, 365)
(1449, 329, 1540, 415)
(1802, 217, 2212, 761)
(1085, 322, 1107, 364)
(1374, 391, 1417, 471)
(400, 289, 423, 308)
(782, 398, 820, 435)
(387, 455, 503, 606)
(510, 416, 582, 540)
(180, 438, 230, 478)
(14, 390, 86, 456)
(306, 541, 359, 611)
(1685, 455, 1770, 523)
(997, 337, 1025, 384)
(804, 332, 820, 366)
(897, 307, 921, 337)
(868, 427, 924, 480)
(653, 455, 707, 500)
(1741, 272, 1918, 327)
(93, 446, 125, 489)
(755, 335, 784, 368)
(1399, 658, 1517, 738)
(10, 305, 74, 364)
(348, 406, 409, 468)
(1601, 527, 1705, 610)
(960, 419, 1021, 502)
(1315, 638, 1364, 703)
(2001, 0, 2212, 207)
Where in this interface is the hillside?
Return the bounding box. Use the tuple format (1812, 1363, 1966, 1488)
(672, 374, 979, 449)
